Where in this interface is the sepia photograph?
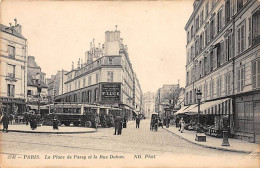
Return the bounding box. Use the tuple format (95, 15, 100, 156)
(0, 0, 259, 168)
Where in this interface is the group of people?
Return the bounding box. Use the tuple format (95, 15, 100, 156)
(114, 116, 127, 135)
(114, 115, 142, 135)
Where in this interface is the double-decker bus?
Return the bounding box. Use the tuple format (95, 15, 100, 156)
(43, 103, 122, 128)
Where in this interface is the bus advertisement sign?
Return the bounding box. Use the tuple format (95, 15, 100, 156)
(101, 83, 121, 103)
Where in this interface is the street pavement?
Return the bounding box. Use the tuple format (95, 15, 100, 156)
(0, 119, 259, 167)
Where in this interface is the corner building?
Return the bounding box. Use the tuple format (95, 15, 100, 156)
(0, 20, 27, 115)
(184, 0, 259, 142)
(55, 30, 142, 120)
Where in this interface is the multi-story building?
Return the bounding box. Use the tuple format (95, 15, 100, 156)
(47, 70, 67, 104)
(55, 30, 142, 120)
(155, 84, 179, 117)
(143, 92, 156, 118)
(133, 73, 143, 116)
(0, 19, 27, 115)
(27, 56, 48, 108)
(184, 0, 259, 142)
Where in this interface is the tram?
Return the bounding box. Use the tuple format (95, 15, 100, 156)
(43, 103, 122, 128)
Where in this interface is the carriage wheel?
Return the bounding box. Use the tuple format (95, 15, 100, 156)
(85, 121, 92, 128)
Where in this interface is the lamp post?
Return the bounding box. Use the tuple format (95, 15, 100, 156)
(35, 74, 42, 116)
(196, 90, 202, 133)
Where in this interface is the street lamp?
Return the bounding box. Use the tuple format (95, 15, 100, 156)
(35, 74, 42, 116)
(196, 90, 202, 133)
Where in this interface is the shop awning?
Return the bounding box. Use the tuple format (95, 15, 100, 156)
(188, 98, 230, 114)
(174, 106, 190, 115)
(174, 104, 197, 115)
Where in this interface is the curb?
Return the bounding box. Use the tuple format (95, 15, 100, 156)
(0, 129, 97, 134)
(163, 128, 252, 154)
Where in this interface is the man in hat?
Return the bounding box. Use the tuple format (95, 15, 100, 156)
(1, 113, 9, 133)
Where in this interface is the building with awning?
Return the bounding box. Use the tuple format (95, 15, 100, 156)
(188, 98, 231, 115)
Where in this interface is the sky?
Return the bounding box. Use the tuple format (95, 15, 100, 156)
(1, 0, 194, 93)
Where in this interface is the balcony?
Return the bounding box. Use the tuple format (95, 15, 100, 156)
(5, 73, 17, 82)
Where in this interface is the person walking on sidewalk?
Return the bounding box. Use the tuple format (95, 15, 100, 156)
(179, 117, 185, 133)
(1, 113, 9, 133)
(136, 116, 140, 129)
(175, 116, 180, 128)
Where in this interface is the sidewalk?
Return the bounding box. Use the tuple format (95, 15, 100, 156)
(0, 124, 97, 134)
(165, 126, 259, 154)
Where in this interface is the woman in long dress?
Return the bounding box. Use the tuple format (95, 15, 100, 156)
(179, 117, 185, 133)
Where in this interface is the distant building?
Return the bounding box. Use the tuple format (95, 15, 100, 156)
(0, 19, 27, 115)
(155, 84, 179, 117)
(143, 92, 156, 118)
(47, 70, 67, 104)
(184, 0, 260, 142)
(27, 56, 48, 108)
(55, 29, 143, 120)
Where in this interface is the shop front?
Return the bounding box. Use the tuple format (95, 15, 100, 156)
(234, 91, 260, 143)
(0, 97, 26, 116)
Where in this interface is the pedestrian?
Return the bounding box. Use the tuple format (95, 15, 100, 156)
(1, 114, 9, 133)
(158, 117, 163, 128)
(53, 115, 59, 130)
(179, 117, 185, 133)
(114, 115, 121, 135)
(122, 116, 127, 128)
(30, 112, 37, 130)
(136, 116, 140, 129)
(118, 119, 123, 135)
(175, 116, 180, 128)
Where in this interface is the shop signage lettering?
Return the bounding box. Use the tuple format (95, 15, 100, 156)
(101, 83, 121, 102)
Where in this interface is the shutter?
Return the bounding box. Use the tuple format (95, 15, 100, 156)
(237, 28, 241, 54)
(257, 61, 260, 88)
(237, 69, 241, 92)
(241, 25, 245, 52)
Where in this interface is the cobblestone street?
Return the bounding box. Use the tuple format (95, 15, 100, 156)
(1, 120, 258, 167)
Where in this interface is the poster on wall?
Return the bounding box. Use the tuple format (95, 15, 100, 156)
(101, 83, 121, 103)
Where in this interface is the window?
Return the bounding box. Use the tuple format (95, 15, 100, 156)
(217, 76, 222, 97)
(204, 82, 208, 100)
(252, 60, 260, 89)
(83, 78, 86, 87)
(88, 90, 92, 103)
(237, 65, 245, 92)
(217, 8, 223, 33)
(27, 90, 32, 95)
(200, 10, 204, 27)
(187, 32, 190, 43)
(191, 26, 194, 38)
(210, 19, 215, 40)
(225, 35, 232, 62)
(225, 72, 231, 95)
(237, 0, 243, 12)
(88, 76, 91, 86)
(96, 73, 99, 84)
(94, 88, 98, 102)
(7, 64, 15, 78)
(206, 2, 209, 18)
(191, 46, 194, 60)
(8, 45, 15, 58)
(195, 40, 199, 55)
(7, 84, 15, 97)
(107, 71, 113, 82)
(210, 79, 214, 99)
(225, 0, 231, 24)
(252, 10, 260, 46)
(200, 33, 204, 51)
(210, 50, 214, 71)
(109, 58, 113, 65)
(196, 17, 199, 31)
(237, 23, 245, 54)
(248, 17, 252, 47)
(204, 56, 208, 74)
(186, 71, 190, 85)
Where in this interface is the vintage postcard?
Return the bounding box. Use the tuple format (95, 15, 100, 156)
(0, 0, 259, 168)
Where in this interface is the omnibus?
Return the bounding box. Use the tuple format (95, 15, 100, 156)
(43, 103, 122, 128)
